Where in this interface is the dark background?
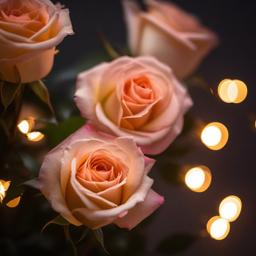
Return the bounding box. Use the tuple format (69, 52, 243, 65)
(45, 0, 255, 255)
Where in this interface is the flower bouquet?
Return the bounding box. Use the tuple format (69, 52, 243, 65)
(0, 0, 248, 255)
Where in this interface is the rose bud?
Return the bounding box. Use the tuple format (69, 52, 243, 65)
(123, 0, 218, 79)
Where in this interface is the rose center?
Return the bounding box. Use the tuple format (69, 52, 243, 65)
(119, 76, 156, 129)
(123, 76, 155, 107)
(76, 149, 128, 184)
(0, 1, 49, 34)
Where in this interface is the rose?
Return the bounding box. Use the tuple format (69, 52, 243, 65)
(123, 0, 218, 79)
(37, 124, 164, 230)
(75, 56, 192, 155)
(0, 0, 73, 83)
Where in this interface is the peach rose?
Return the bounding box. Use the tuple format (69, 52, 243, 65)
(0, 0, 73, 83)
(123, 0, 218, 78)
(75, 56, 192, 155)
(37, 124, 163, 230)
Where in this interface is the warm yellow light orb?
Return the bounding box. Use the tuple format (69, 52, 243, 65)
(6, 196, 21, 208)
(27, 131, 45, 142)
(17, 118, 35, 134)
(201, 126, 221, 147)
(207, 216, 230, 240)
(0, 180, 11, 203)
(219, 195, 242, 222)
(218, 79, 248, 104)
(17, 120, 30, 134)
(201, 122, 229, 150)
(184, 166, 212, 192)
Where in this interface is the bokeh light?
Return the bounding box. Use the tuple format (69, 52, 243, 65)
(17, 120, 30, 134)
(207, 216, 230, 240)
(0, 180, 11, 203)
(184, 166, 212, 192)
(201, 122, 229, 150)
(17, 118, 35, 135)
(218, 79, 248, 103)
(219, 195, 242, 222)
(6, 196, 21, 208)
(27, 131, 45, 142)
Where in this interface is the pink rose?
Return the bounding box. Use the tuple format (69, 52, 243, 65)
(37, 124, 163, 230)
(75, 56, 192, 155)
(0, 0, 73, 83)
(123, 0, 218, 78)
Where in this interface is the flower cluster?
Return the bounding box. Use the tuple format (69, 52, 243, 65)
(0, 0, 217, 230)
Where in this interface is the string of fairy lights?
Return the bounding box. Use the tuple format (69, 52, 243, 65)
(0, 78, 250, 241)
(183, 78, 247, 240)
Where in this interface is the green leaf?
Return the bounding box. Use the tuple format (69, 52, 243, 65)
(157, 233, 197, 255)
(92, 228, 109, 254)
(28, 80, 54, 114)
(77, 228, 89, 244)
(22, 178, 40, 189)
(185, 75, 211, 92)
(0, 81, 22, 109)
(0, 118, 10, 137)
(64, 225, 78, 256)
(104, 226, 146, 255)
(41, 215, 69, 233)
(99, 33, 120, 59)
(43, 116, 85, 148)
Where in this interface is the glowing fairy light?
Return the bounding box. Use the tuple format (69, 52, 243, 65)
(218, 79, 248, 104)
(219, 196, 242, 222)
(27, 131, 45, 142)
(17, 120, 30, 134)
(0, 182, 6, 202)
(201, 125, 221, 147)
(201, 122, 229, 150)
(184, 166, 212, 192)
(207, 216, 230, 240)
(0, 180, 11, 203)
(6, 196, 21, 208)
(17, 118, 35, 134)
(18, 118, 45, 143)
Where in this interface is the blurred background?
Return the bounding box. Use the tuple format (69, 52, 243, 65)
(1, 0, 255, 255)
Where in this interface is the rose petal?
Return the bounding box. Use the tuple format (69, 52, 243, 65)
(115, 137, 147, 202)
(122, 0, 143, 54)
(115, 189, 164, 230)
(38, 125, 114, 226)
(103, 90, 123, 126)
(67, 158, 116, 210)
(141, 116, 184, 155)
(72, 176, 153, 229)
(95, 103, 171, 145)
(97, 178, 127, 205)
(38, 150, 82, 226)
(75, 63, 109, 122)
